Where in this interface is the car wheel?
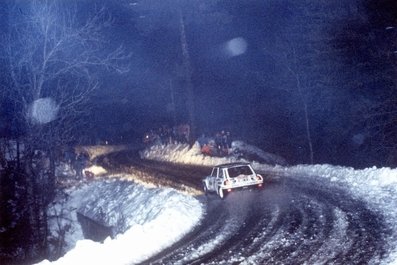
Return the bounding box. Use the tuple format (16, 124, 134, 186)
(218, 187, 224, 199)
(203, 183, 208, 196)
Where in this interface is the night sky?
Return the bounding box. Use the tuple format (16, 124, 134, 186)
(2, 0, 397, 167)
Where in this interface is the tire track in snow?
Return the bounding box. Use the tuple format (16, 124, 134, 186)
(103, 151, 389, 264)
(146, 180, 387, 265)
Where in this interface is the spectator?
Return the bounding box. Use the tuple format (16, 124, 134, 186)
(215, 132, 223, 152)
(197, 133, 209, 147)
(74, 152, 89, 178)
(201, 143, 212, 156)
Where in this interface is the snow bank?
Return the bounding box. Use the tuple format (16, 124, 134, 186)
(271, 164, 397, 221)
(39, 179, 203, 265)
(140, 142, 238, 165)
(231, 140, 287, 165)
(140, 141, 286, 166)
(271, 164, 397, 264)
(140, 141, 285, 166)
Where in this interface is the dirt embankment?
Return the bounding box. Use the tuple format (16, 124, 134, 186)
(97, 149, 210, 196)
(75, 145, 128, 161)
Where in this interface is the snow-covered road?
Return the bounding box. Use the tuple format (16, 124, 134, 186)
(139, 167, 388, 264)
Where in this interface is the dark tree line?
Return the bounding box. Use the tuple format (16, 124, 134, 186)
(122, 0, 232, 142)
(232, 0, 397, 167)
(122, 0, 397, 167)
(0, 1, 128, 263)
(355, 0, 397, 165)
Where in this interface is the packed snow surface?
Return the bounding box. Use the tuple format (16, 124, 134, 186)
(41, 142, 397, 264)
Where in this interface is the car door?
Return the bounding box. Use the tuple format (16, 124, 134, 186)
(209, 167, 219, 191)
(216, 168, 225, 189)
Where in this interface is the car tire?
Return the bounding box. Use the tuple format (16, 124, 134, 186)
(218, 187, 224, 199)
(203, 183, 208, 196)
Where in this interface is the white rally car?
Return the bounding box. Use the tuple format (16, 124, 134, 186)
(202, 162, 263, 199)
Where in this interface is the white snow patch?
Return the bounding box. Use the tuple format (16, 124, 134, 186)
(82, 165, 107, 176)
(38, 179, 203, 265)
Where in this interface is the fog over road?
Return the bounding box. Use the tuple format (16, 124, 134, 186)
(106, 151, 389, 264)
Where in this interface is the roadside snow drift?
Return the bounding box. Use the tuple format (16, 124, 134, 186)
(39, 179, 203, 265)
(140, 141, 286, 166)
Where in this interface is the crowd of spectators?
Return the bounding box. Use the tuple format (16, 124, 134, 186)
(143, 125, 233, 158)
(197, 130, 232, 157)
(57, 147, 90, 178)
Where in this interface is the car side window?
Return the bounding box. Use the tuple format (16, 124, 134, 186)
(211, 168, 218, 177)
(218, 169, 224, 179)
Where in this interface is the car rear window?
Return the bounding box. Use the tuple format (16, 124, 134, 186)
(227, 166, 253, 178)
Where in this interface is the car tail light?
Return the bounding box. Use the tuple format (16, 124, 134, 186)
(257, 175, 263, 181)
(224, 180, 230, 186)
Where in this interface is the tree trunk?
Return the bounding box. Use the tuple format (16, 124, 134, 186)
(296, 79, 314, 164)
(178, 9, 196, 143)
(303, 101, 314, 164)
(287, 47, 314, 164)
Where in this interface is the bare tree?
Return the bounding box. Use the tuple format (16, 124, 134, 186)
(126, 0, 230, 142)
(0, 0, 129, 261)
(265, 37, 315, 164)
(262, 0, 363, 165)
(3, 1, 128, 139)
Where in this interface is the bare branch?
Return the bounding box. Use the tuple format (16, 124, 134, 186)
(1, 0, 130, 142)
